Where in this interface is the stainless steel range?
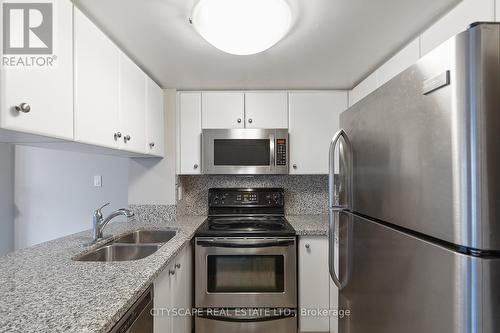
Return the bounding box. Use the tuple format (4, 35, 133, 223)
(194, 188, 297, 333)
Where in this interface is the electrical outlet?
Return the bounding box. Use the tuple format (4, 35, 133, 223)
(93, 175, 102, 187)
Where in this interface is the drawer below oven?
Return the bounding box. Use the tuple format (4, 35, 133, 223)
(195, 309, 297, 333)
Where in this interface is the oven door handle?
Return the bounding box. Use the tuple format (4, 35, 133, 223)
(196, 239, 295, 248)
(197, 311, 296, 322)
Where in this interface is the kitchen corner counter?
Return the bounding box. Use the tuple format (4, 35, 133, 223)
(286, 215, 329, 236)
(0, 215, 205, 333)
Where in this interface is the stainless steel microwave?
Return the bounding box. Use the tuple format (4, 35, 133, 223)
(202, 129, 289, 175)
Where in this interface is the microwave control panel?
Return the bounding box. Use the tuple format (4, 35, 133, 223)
(276, 139, 287, 166)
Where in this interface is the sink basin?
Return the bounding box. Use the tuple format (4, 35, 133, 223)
(112, 230, 177, 244)
(76, 244, 161, 262)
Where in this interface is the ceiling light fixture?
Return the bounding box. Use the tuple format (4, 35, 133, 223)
(190, 0, 292, 56)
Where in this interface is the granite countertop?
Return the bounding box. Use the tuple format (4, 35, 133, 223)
(286, 215, 328, 236)
(0, 215, 205, 333)
(0, 213, 327, 333)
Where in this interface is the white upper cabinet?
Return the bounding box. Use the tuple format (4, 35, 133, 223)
(201, 92, 244, 129)
(244, 92, 288, 128)
(289, 92, 347, 174)
(119, 53, 147, 153)
(178, 92, 202, 174)
(146, 78, 165, 157)
(74, 7, 120, 149)
(0, 0, 73, 140)
(420, 0, 495, 55)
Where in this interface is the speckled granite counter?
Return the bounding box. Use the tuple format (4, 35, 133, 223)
(0, 215, 205, 333)
(286, 215, 329, 236)
(0, 213, 327, 333)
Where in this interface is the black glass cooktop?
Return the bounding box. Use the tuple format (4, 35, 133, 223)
(196, 216, 296, 237)
(195, 188, 296, 237)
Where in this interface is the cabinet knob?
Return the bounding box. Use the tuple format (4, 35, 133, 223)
(114, 132, 122, 140)
(194, 164, 199, 169)
(175, 263, 181, 269)
(248, 118, 253, 124)
(293, 164, 297, 169)
(149, 142, 155, 148)
(305, 244, 310, 249)
(124, 135, 131, 143)
(169, 269, 176, 276)
(237, 118, 242, 123)
(14, 103, 31, 113)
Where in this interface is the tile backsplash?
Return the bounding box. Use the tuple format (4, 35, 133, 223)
(176, 175, 328, 216)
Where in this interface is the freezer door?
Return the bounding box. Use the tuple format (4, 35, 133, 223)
(339, 23, 500, 251)
(337, 212, 500, 333)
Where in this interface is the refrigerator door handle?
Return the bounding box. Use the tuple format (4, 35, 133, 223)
(328, 129, 352, 290)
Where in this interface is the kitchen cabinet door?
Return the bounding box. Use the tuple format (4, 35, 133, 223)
(172, 245, 193, 333)
(154, 261, 175, 333)
(146, 77, 165, 157)
(244, 92, 288, 129)
(289, 92, 347, 174)
(299, 236, 330, 332)
(201, 92, 244, 129)
(119, 53, 147, 153)
(0, 0, 73, 140)
(178, 92, 202, 174)
(74, 7, 120, 149)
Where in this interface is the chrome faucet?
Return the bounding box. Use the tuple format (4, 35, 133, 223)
(92, 203, 134, 243)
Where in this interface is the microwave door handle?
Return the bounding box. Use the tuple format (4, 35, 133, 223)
(270, 134, 275, 167)
(197, 311, 295, 322)
(196, 239, 295, 248)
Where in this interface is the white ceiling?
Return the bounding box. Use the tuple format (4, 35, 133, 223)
(74, 0, 460, 90)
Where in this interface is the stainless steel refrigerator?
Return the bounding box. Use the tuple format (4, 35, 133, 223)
(328, 22, 500, 333)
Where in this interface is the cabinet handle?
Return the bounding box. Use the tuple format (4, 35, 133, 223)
(114, 132, 122, 140)
(149, 142, 155, 148)
(305, 244, 310, 249)
(237, 118, 242, 123)
(169, 269, 176, 276)
(293, 164, 297, 169)
(124, 135, 131, 143)
(194, 164, 199, 169)
(248, 118, 253, 124)
(175, 263, 181, 269)
(14, 103, 31, 113)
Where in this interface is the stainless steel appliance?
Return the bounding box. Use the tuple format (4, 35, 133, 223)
(329, 22, 500, 333)
(194, 188, 297, 333)
(109, 286, 153, 333)
(202, 129, 289, 174)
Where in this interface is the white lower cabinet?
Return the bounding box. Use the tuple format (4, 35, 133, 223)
(298, 236, 330, 333)
(154, 244, 193, 333)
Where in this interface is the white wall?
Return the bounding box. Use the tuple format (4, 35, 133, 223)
(14, 146, 128, 249)
(349, 0, 498, 106)
(0, 144, 15, 255)
(129, 89, 177, 205)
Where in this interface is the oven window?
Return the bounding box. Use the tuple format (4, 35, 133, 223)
(207, 255, 284, 293)
(214, 139, 270, 166)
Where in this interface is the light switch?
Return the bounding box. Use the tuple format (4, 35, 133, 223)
(93, 175, 102, 187)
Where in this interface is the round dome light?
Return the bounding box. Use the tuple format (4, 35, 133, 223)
(191, 0, 292, 56)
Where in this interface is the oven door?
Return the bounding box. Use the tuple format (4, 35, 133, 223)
(202, 129, 289, 175)
(195, 237, 297, 308)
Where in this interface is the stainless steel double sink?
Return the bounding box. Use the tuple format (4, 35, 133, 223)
(76, 230, 176, 262)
